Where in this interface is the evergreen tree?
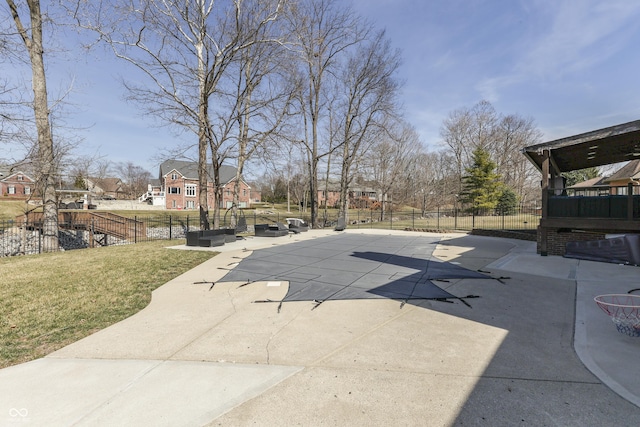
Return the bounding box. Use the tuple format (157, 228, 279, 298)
(496, 187, 518, 215)
(562, 167, 600, 187)
(460, 148, 502, 214)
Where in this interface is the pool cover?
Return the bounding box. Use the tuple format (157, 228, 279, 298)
(218, 234, 489, 304)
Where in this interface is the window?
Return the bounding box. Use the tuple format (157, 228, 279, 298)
(615, 186, 628, 196)
(171, 173, 178, 180)
(186, 200, 195, 209)
(186, 184, 196, 197)
(243, 189, 246, 196)
(17, 175, 23, 181)
(168, 187, 181, 194)
(172, 200, 176, 208)
(24, 187, 31, 195)
(8, 186, 15, 194)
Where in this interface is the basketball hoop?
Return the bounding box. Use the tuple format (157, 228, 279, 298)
(594, 294, 640, 337)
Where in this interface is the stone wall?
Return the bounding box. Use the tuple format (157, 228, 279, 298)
(0, 226, 191, 257)
(93, 200, 165, 211)
(537, 227, 608, 256)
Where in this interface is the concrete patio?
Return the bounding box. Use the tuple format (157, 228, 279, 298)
(1, 229, 639, 426)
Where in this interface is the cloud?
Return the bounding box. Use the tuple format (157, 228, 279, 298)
(474, 0, 640, 103)
(520, 0, 640, 78)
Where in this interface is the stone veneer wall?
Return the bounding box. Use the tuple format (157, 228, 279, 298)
(537, 227, 608, 256)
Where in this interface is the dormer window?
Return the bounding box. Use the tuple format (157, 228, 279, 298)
(171, 173, 178, 180)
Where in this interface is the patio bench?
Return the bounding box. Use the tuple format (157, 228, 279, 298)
(186, 230, 229, 247)
(254, 223, 289, 237)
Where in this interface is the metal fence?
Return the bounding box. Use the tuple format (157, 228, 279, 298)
(0, 207, 540, 257)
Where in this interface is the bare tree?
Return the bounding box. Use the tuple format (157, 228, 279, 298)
(440, 100, 541, 204)
(222, 11, 294, 225)
(75, 0, 285, 229)
(285, 0, 367, 227)
(6, 0, 59, 251)
(365, 120, 423, 220)
(334, 29, 401, 224)
(440, 107, 473, 195)
(114, 161, 151, 199)
(493, 114, 541, 201)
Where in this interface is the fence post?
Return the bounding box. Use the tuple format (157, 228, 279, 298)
(134, 216, 137, 244)
(454, 207, 458, 229)
(169, 215, 173, 240)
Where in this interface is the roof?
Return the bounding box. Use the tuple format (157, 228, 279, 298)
(87, 177, 122, 192)
(602, 159, 640, 183)
(159, 160, 239, 184)
(567, 177, 608, 189)
(523, 119, 640, 173)
(0, 168, 34, 182)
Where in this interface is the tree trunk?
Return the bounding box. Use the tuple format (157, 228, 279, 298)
(8, 0, 59, 251)
(196, 36, 210, 230)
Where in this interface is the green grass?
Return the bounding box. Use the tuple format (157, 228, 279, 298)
(0, 240, 217, 368)
(0, 200, 36, 222)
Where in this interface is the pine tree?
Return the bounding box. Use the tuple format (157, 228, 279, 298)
(496, 187, 518, 215)
(460, 148, 502, 214)
(562, 167, 600, 187)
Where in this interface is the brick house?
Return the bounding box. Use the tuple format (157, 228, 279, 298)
(141, 160, 252, 210)
(0, 167, 35, 200)
(317, 180, 378, 208)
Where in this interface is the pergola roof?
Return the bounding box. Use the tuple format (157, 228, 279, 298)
(523, 119, 640, 174)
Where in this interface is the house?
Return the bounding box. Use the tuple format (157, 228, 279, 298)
(139, 160, 252, 210)
(0, 167, 35, 200)
(567, 177, 610, 197)
(603, 159, 640, 195)
(567, 160, 640, 196)
(317, 180, 378, 208)
(85, 177, 124, 199)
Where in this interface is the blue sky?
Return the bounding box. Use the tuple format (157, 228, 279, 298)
(354, 0, 640, 147)
(23, 0, 640, 175)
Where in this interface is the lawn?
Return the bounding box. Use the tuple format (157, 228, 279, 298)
(0, 240, 217, 368)
(0, 200, 35, 222)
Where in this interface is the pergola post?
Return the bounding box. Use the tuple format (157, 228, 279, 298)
(540, 149, 550, 256)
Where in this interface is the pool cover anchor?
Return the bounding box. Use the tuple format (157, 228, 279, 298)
(193, 280, 215, 290)
(253, 299, 284, 313)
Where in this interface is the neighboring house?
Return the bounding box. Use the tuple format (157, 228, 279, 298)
(567, 177, 610, 196)
(317, 180, 378, 209)
(0, 167, 35, 200)
(85, 177, 124, 199)
(568, 160, 640, 196)
(139, 160, 252, 210)
(603, 159, 640, 195)
(249, 187, 262, 204)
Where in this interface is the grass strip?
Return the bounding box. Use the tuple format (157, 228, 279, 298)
(0, 240, 217, 368)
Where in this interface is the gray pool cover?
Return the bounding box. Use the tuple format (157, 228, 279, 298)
(218, 234, 488, 305)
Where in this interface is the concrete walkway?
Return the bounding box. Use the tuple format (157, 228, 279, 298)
(1, 229, 639, 426)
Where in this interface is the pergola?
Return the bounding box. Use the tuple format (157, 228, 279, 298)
(523, 119, 640, 256)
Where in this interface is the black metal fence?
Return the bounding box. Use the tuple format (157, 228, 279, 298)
(0, 207, 540, 257)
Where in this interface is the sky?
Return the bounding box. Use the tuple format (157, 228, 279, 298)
(6, 0, 640, 176)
